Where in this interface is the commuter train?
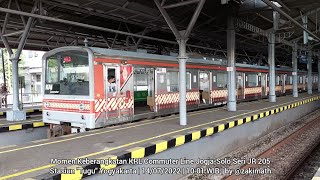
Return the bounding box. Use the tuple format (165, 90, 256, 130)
(42, 46, 319, 132)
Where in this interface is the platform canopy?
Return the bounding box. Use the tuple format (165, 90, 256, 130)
(0, 0, 319, 69)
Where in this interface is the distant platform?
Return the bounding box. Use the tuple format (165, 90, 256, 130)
(0, 106, 42, 116)
(0, 107, 44, 133)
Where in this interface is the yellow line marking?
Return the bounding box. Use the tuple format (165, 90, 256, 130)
(206, 127, 214, 136)
(153, 140, 168, 153)
(0, 164, 55, 180)
(9, 124, 22, 131)
(25, 109, 34, 113)
(0, 120, 42, 126)
(174, 135, 185, 146)
(1, 96, 317, 179)
(238, 119, 243, 125)
(0, 145, 16, 150)
(191, 131, 201, 141)
(33, 122, 45, 127)
(0, 99, 264, 154)
(229, 121, 235, 128)
(128, 147, 145, 158)
(32, 139, 49, 143)
(218, 124, 225, 132)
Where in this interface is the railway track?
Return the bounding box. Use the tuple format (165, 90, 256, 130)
(289, 141, 320, 179)
(182, 109, 320, 180)
(224, 110, 320, 180)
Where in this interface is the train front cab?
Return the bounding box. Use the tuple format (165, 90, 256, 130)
(42, 47, 95, 133)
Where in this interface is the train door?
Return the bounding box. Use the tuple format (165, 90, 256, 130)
(298, 75, 303, 91)
(237, 72, 245, 99)
(119, 65, 134, 119)
(105, 65, 120, 119)
(303, 75, 307, 91)
(147, 68, 155, 112)
(276, 75, 280, 95)
(282, 74, 286, 93)
(153, 68, 167, 112)
(199, 71, 211, 105)
(261, 73, 267, 96)
(133, 68, 153, 115)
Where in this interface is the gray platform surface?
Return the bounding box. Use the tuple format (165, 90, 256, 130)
(0, 93, 318, 179)
(0, 105, 42, 113)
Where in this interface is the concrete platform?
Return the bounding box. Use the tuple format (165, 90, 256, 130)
(0, 93, 319, 180)
(0, 119, 45, 133)
(0, 116, 45, 134)
(0, 116, 48, 148)
(0, 107, 45, 134)
(0, 106, 42, 116)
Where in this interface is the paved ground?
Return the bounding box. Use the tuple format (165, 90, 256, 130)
(0, 93, 318, 179)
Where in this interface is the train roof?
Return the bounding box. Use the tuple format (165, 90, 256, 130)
(91, 47, 303, 72)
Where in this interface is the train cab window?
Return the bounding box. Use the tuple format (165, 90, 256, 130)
(47, 58, 59, 83)
(217, 73, 227, 88)
(45, 50, 89, 95)
(166, 71, 179, 92)
(247, 74, 258, 87)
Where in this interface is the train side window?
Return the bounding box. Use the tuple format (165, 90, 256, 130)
(217, 73, 227, 88)
(289, 76, 293, 84)
(199, 72, 209, 91)
(107, 69, 116, 92)
(166, 71, 179, 92)
(134, 69, 147, 91)
(186, 72, 191, 91)
(193, 75, 197, 83)
(247, 74, 258, 87)
(276, 76, 280, 85)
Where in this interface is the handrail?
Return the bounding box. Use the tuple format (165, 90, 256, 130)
(0, 92, 42, 109)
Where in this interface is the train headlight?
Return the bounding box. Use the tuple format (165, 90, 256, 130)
(79, 103, 85, 111)
(45, 102, 50, 108)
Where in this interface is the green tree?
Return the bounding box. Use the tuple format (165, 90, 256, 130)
(0, 49, 27, 93)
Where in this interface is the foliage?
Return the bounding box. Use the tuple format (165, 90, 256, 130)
(0, 48, 27, 93)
